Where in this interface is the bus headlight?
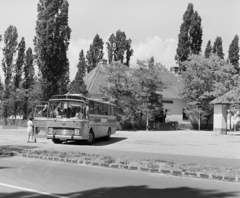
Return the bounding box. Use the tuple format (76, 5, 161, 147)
(74, 129, 80, 135)
(48, 128, 53, 134)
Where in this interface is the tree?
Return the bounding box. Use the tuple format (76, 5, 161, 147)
(14, 37, 25, 89)
(86, 34, 104, 73)
(34, 0, 71, 101)
(100, 60, 163, 129)
(213, 36, 224, 59)
(12, 37, 26, 120)
(204, 40, 212, 58)
(2, 25, 18, 123)
(106, 30, 133, 66)
(175, 3, 203, 71)
(175, 3, 194, 70)
(189, 11, 203, 55)
(23, 47, 35, 119)
(69, 50, 88, 95)
(228, 35, 239, 72)
(180, 54, 238, 129)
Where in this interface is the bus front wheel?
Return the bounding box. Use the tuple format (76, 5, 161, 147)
(52, 139, 63, 144)
(86, 130, 95, 145)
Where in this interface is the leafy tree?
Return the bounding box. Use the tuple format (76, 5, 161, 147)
(2, 25, 18, 123)
(228, 35, 239, 72)
(100, 62, 136, 125)
(175, 3, 203, 71)
(100, 60, 163, 129)
(204, 40, 212, 58)
(34, 0, 71, 101)
(69, 50, 88, 95)
(213, 36, 224, 59)
(86, 34, 104, 73)
(106, 30, 133, 66)
(139, 56, 168, 71)
(180, 54, 238, 129)
(23, 47, 35, 119)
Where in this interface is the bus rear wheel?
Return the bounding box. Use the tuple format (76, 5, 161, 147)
(86, 130, 95, 145)
(52, 139, 63, 144)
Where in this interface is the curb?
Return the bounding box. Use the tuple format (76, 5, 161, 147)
(1, 151, 239, 184)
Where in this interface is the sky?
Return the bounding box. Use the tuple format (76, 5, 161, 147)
(0, 0, 239, 81)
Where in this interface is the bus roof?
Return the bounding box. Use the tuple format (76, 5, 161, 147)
(50, 94, 115, 106)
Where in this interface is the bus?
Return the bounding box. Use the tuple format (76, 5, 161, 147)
(33, 94, 116, 144)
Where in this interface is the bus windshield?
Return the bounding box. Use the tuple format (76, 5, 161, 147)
(48, 100, 85, 119)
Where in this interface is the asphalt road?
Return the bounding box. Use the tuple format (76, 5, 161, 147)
(0, 157, 239, 198)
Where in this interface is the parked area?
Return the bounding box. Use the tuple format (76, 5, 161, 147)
(1, 129, 240, 161)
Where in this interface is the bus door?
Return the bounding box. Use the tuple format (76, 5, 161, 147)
(34, 101, 48, 138)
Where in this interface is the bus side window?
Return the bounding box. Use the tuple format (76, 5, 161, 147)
(99, 103, 103, 115)
(89, 101, 94, 114)
(108, 105, 111, 116)
(94, 102, 99, 115)
(104, 104, 108, 115)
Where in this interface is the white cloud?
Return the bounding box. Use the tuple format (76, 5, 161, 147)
(131, 36, 177, 69)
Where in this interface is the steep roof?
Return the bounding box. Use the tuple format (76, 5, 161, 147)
(83, 62, 183, 99)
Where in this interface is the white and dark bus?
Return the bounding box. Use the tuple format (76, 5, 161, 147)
(34, 94, 116, 144)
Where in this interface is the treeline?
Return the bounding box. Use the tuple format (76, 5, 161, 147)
(175, 3, 239, 128)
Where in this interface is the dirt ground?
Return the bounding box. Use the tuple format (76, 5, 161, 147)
(1, 129, 240, 160)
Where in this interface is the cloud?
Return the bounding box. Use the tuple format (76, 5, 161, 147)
(131, 36, 177, 69)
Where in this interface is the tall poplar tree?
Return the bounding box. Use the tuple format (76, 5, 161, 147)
(213, 36, 224, 59)
(204, 40, 212, 58)
(189, 11, 202, 55)
(11, 37, 26, 120)
(228, 35, 239, 72)
(34, 0, 71, 100)
(2, 25, 18, 121)
(14, 37, 26, 89)
(175, 3, 194, 70)
(175, 3, 203, 71)
(69, 50, 88, 95)
(106, 30, 133, 67)
(23, 47, 35, 119)
(86, 34, 104, 73)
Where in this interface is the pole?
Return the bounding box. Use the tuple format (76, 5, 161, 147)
(146, 110, 148, 131)
(198, 109, 200, 131)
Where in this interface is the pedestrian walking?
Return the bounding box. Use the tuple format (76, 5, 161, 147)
(27, 117, 35, 143)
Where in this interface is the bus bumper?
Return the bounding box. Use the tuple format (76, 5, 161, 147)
(47, 135, 84, 140)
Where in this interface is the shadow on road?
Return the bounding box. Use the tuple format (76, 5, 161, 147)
(0, 185, 239, 198)
(64, 137, 127, 146)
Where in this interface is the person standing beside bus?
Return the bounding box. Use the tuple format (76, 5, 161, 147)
(27, 117, 35, 143)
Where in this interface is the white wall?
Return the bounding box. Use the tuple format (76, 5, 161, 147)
(162, 98, 187, 122)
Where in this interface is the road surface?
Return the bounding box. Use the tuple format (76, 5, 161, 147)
(0, 157, 239, 198)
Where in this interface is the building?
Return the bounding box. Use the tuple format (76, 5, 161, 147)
(83, 60, 188, 125)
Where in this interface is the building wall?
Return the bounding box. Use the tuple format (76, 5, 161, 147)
(162, 97, 187, 122)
